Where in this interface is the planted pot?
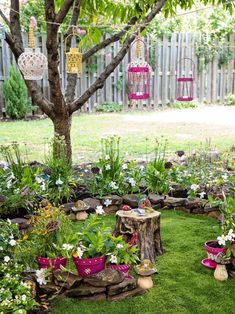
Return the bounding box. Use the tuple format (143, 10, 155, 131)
(73, 256, 106, 277)
(107, 263, 131, 278)
(36, 256, 67, 271)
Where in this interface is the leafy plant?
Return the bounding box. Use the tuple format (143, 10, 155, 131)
(95, 102, 123, 113)
(168, 101, 197, 109)
(3, 66, 33, 119)
(224, 93, 235, 106)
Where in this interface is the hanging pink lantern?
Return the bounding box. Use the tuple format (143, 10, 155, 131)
(127, 38, 151, 100)
(176, 58, 195, 102)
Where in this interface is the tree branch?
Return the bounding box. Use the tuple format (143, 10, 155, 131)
(7, 1, 54, 118)
(82, 16, 138, 63)
(55, 0, 74, 24)
(69, 0, 167, 114)
(0, 8, 10, 27)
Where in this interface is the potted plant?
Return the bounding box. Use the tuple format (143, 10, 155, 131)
(106, 235, 139, 278)
(73, 214, 112, 277)
(16, 205, 77, 271)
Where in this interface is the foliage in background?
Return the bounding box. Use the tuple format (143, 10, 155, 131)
(95, 102, 123, 113)
(168, 101, 198, 109)
(3, 66, 33, 119)
(224, 93, 235, 106)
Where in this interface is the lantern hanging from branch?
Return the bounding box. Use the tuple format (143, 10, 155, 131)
(176, 57, 195, 102)
(65, 33, 82, 74)
(127, 38, 151, 100)
(18, 19, 47, 80)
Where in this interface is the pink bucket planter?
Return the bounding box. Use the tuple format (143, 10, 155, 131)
(204, 240, 227, 261)
(36, 256, 67, 271)
(107, 263, 131, 278)
(73, 256, 106, 277)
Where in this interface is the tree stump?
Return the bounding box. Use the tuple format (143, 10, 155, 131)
(114, 210, 163, 263)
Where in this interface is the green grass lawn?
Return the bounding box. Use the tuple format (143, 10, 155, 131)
(0, 108, 235, 163)
(51, 210, 235, 314)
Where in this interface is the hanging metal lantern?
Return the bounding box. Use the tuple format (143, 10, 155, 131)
(127, 38, 151, 100)
(176, 58, 195, 102)
(18, 26, 47, 80)
(65, 33, 82, 74)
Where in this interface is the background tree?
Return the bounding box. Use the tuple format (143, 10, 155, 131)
(0, 0, 234, 160)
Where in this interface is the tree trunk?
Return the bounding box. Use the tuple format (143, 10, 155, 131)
(53, 114, 72, 161)
(114, 210, 163, 263)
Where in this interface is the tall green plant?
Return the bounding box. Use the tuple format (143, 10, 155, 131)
(3, 66, 32, 119)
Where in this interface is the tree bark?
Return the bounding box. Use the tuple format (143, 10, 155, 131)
(114, 211, 163, 263)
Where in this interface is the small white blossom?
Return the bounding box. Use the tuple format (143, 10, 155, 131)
(109, 181, 118, 190)
(35, 176, 44, 184)
(9, 239, 17, 246)
(217, 234, 226, 246)
(104, 199, 112, 207)
(77, 246, 84, 259)
(105, 155, 110, 161)
(105, 164, 111, 170)
(199, 192, 206, 199)
(139, 165, 145, 171)
(0, 246, 3, 251)
(122, 164, 128, 170)
(55, 177, 64, 186)
(4, 256, 10, 263)
(41, 183, 46, 191)
(96, 205, 105, 215)
(62, 243, 74, 251)
(21, 294, 27, 302)
(6, 181, 12, 189)
(128, 178, 136, 187)
(110, 254, 118, 264)
(36, 269, 48, 285)
(222, 173, 228, 181)
(117, 244, 124, 249)
(190, 184, 200, 191)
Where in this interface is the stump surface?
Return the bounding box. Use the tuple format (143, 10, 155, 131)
(114, 210, 163, 263)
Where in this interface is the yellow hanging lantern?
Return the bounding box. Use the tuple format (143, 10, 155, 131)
(18, 25, 47, 80)
(65, 33, 82, 74)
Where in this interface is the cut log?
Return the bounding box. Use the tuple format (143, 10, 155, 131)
(114, 210, 163, 263)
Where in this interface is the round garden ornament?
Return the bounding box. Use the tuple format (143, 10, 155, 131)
(18, 21, 47, 80)
(65, 33, 82, 74)
(176, 57, 195, 102)
(127, 37, 151, 100)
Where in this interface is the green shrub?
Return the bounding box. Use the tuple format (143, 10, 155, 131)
(3, 66, 32, 119)
(224, 93, 235, 106)
(168, 101, 197, 109)
(95, 102, 123, 113)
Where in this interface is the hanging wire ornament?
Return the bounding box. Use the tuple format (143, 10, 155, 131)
(18, 17, 47, 80)
(65, 30, 83, 74)
(127, 37, 151, 100)
(176, 57, 195, 102)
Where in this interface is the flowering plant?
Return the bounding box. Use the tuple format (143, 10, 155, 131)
(73, 214, 113, 259)
(107, 235, 139, 265)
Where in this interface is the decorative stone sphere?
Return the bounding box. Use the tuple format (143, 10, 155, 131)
(18, 48, 47, 80)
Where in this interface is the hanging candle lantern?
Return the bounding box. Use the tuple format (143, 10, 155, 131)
(176, 58, 195, 102)
(65, 33, 82, 74)
(18, 18, 47, 80)
(127, 38, 151, 100)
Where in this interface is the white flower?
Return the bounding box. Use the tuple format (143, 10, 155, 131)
(105, 164, 111, 170)
(9, 239, 17, 246)
(41, 183, 46, 191)
(36, 269, 48, 285)
(190, 184, 200, 191)
(35, 176, 44, 184)
(139, 165, 145, 171)
(55, 177, 64, 186)
(117, 244, 124, 249)
(77, 246, 84, 259)
(227, 229, 235, 240)
(6, 181, 12, 189)
(96, 205, 105, 215)
(4, 256, 10, 263)
(128, 178, 136, 187)
(222, 173, 228, 181)
(104, 199, 112, 207)
(217, 234, 226, 246)
(109, 181, 118, 190)
(199, 192, 206, 199)
(110, 254, 118, 264)
(8, 173, 15, 180)
(0, 246, 3, 251)
(105, 155, 110, 161)
(122, 164, 128, 170)
(21, 294, 27, 302)
(62, 243, 74, 251)
(3, 164, 9, 171)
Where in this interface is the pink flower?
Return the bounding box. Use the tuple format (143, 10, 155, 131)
(30, 16, 37, 29)
(76, 28, 86, 36)
(105, 53, 112, 58)
(20, 0, 28, 4)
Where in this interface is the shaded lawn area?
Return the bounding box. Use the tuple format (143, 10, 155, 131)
(1, 107, 235, 163)
(51, 210, 235, 314)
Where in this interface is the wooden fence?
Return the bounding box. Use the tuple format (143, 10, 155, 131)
(0, 32, 235, 114)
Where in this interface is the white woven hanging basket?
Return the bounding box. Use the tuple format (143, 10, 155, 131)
(18, 48, 47, 80)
